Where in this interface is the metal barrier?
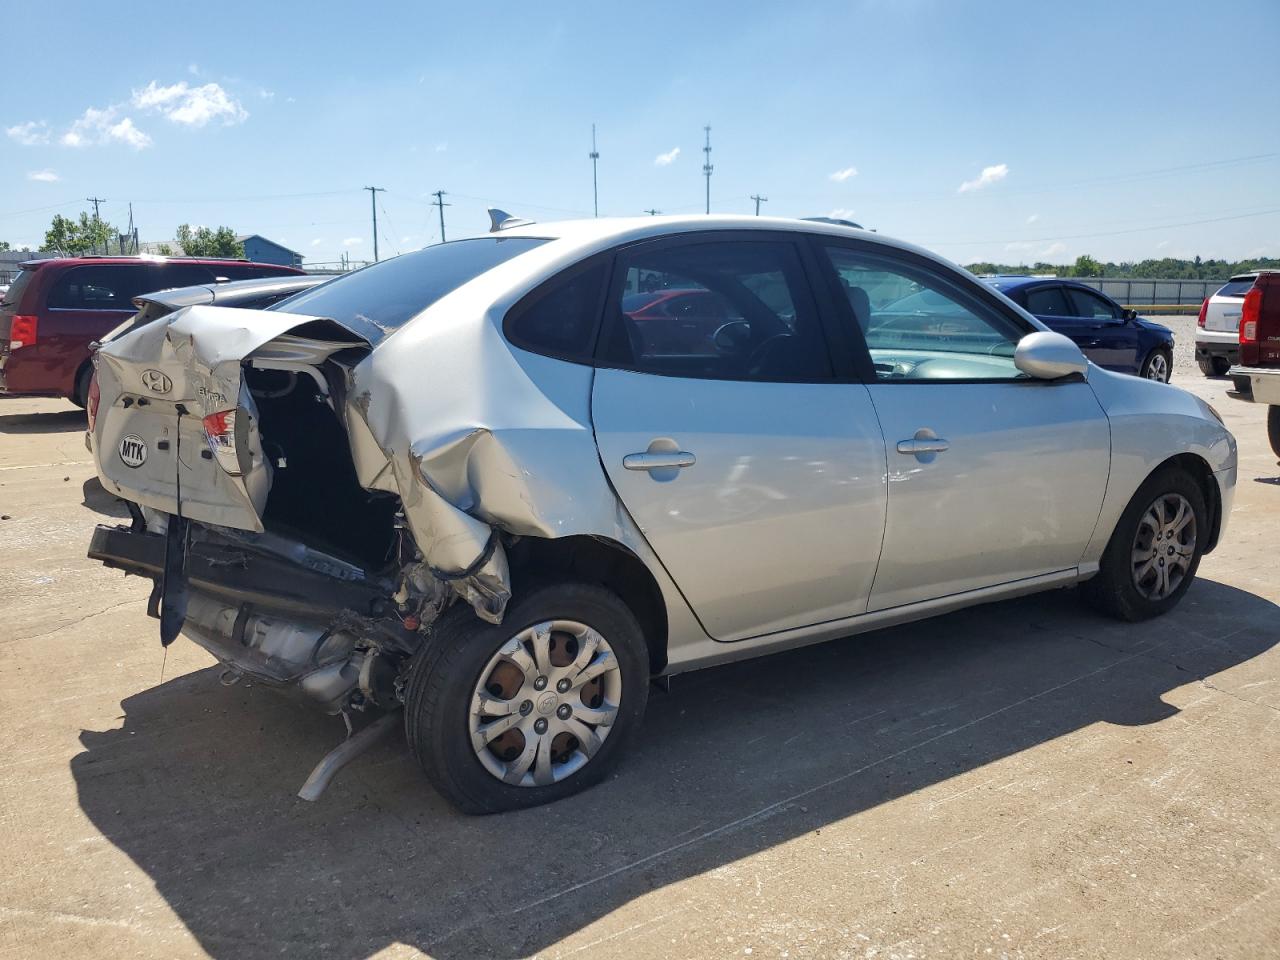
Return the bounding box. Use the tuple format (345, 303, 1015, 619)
(1075, 277, 1218, 306)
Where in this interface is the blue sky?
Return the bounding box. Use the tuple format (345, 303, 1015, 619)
(4, 0, 1278, 266)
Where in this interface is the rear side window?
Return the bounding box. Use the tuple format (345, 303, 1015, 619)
(47, 265, 153, 310)
(1216, 278, 1256, 298)
(1025, 286, 1072, 316)
(504, 260, 609, 362)
(155, 263, 217, 291)
(1, 269, 36, 308)
(599, 239, 833, 382)
(273, 237, 547, 340)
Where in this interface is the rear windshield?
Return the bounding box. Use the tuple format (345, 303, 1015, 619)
(1216, 278, 1256, 298)
(1, 269, 36, 308)
(271, 237, 548, 340)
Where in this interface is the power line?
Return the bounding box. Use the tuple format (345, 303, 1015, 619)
(363, 186, 385, 261)
(702, 125, 713, 215)
(924, 206, 1280, 247)
(589, 123, 600, 218)
(750, 194, 768, 216)
(432, 190, 451, 242)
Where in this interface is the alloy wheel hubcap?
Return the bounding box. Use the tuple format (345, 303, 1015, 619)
(1147, 354, 1169, 381)
(469, 619, 622, 787)
(1131, 492, 1196, 600)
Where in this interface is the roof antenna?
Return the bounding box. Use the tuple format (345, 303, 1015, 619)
(488, 208, 535, 232)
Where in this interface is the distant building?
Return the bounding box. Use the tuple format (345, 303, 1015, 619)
(237, 234, 303, 268)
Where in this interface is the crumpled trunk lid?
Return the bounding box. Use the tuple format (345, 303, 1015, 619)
(93, 304, 367, 531)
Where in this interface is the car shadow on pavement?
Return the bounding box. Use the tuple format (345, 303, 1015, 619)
(0, 407, 85, 434)
(71, 579, 1278, 959)
(81, 476, 130, 518)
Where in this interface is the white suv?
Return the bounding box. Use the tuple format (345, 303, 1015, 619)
(1196, 274, 1257, 375)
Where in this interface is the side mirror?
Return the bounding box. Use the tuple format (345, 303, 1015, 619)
(1014, 331, 1088, 380)
(1121, 308, 1138, 321)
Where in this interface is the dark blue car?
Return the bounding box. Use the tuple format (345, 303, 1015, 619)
(985, 277, 1174, 382)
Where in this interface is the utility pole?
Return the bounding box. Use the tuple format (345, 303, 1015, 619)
(86, 196, 106, 254)
(750, 194, 768, 216)
(644, 208, 661, 216)
(364, 186, 385, 261)
(589, 124, 600, 218)
(86, 196, 105, 222)
(431, 190, 451, 242)
(702, 125, 713, 215)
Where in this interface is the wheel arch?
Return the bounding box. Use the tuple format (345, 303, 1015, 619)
(505, 534, 669, 675)
(1148, 452, 1223, 554)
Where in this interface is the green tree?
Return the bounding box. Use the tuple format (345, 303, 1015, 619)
(175, 224, 244, 258)
(0, 241, 10, 252)
(1072, 254, 1103, 277)
(153, 242, 174, 256)
(44, 212, 115, 255)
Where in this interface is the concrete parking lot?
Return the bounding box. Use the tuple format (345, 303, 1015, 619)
(1, 321, 1277, 960)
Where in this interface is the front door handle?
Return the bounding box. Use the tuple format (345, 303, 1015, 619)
(623, 438, 695, 482)
(896, 428, 949, 463)
(623, 451, 696, 471)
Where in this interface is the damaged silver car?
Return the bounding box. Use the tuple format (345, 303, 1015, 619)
(87, 214, 1237, 813)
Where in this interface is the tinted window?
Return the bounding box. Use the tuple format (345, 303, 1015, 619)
(504, 260, 608, 361)
(154, 263, 216, 292)
(1216, 278, 1256, 298)
(216, 264, 295, 281)
(1, 269, 36, 308)
(599, 239, 832, 382)
(48, 265, 153, 310)
(824, 245, 1025, 381)
(1066, 287, 1118, 320)
(272, 237, 547, 339)
(1025, 286, 1072, 316)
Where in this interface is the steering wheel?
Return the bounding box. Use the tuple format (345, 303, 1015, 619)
(745, 333, 791, 375)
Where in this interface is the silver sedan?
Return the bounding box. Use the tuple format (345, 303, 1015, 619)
(88, 215, 1237, 812)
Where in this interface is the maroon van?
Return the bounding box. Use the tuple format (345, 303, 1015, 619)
(0, 257, 305, 406)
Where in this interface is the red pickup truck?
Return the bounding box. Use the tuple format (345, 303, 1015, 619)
(0, 256, 304, 406)
(1226, 270, 1280, 457)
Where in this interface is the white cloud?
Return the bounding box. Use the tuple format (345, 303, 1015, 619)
(1156, 239, 1171, 250)
(828, 166, 858, 182)
(435, 142, 448, 153)
(27, 169, 59, 182)
(1004, 241, 1035, 252)
(7, 121, 50, 145)
(654, 147, 680, 166)
(132, 80, 248, 127)
(401, 235, 416, 245)
(958, 163, 1009, 193)
(310, 237, 324, 247)
(61, 106, 152, 149)
(1026, 213, 1040, 224)
(342, 236, 363, 246)
(257, 88, 275, 101)
(828, 207, 857, 221)
(188, 63, 200, 76)
(1041, 242, 1067, 258)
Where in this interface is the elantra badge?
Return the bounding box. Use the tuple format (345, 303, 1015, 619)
(118, 435, 148, 468)
(141, 369, 172, 394)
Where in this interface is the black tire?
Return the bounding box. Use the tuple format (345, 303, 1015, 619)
(1080, 465, 1207, 621)
(70, 362, 93, 409)
(1140, 347, 1173, 383)
(1268, 405, 1280, 460)
(404, 581, 650, 814)
(1197, 357, 1214, 377)
(1212, 356, 1232, 377)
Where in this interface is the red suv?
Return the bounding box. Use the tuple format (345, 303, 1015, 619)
(0, 257, 305, 406)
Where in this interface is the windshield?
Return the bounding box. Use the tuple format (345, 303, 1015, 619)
(271, 237, 548, 340)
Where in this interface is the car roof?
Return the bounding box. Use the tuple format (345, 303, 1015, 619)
(984, 275, 1070, 292)
(18, 255, 297, 270)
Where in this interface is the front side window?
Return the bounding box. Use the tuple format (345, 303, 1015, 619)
(1025, 286, 1072, 317)
(599, 239, 832, 381)
(823, 245, 1027, 381)
(48, 265, 153, 310)
(1066, 287, 1118, 320)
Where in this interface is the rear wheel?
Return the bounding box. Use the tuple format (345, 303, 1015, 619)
(404, 581, 649, 814)
(1081, 466, 1206, 621)
(1268, 405, 1280, 459)
(1140, 348, 1172, 383)
(70, 362, 93, 409)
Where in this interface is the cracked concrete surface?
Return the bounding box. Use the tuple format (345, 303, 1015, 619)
(1, 362, 1277, 960)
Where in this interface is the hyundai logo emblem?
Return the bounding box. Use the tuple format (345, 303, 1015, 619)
(141, 369, 172, 394)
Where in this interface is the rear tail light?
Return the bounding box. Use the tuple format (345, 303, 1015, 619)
(1240, 288, 1260, 344)
(202, 409, 243, 475)
(1196, 297, 1208, 328)
(8, 315, 37, 350)
(86, 372, 101, 432)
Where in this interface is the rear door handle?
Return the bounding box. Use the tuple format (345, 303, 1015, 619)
(623, 451, 696, 471)
(896, 438, 950, 455)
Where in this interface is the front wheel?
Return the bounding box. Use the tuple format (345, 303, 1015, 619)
(1140, 348, 1172, 383)
(1080, 466, 1206, 621)
(403, 581, 650, 814)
